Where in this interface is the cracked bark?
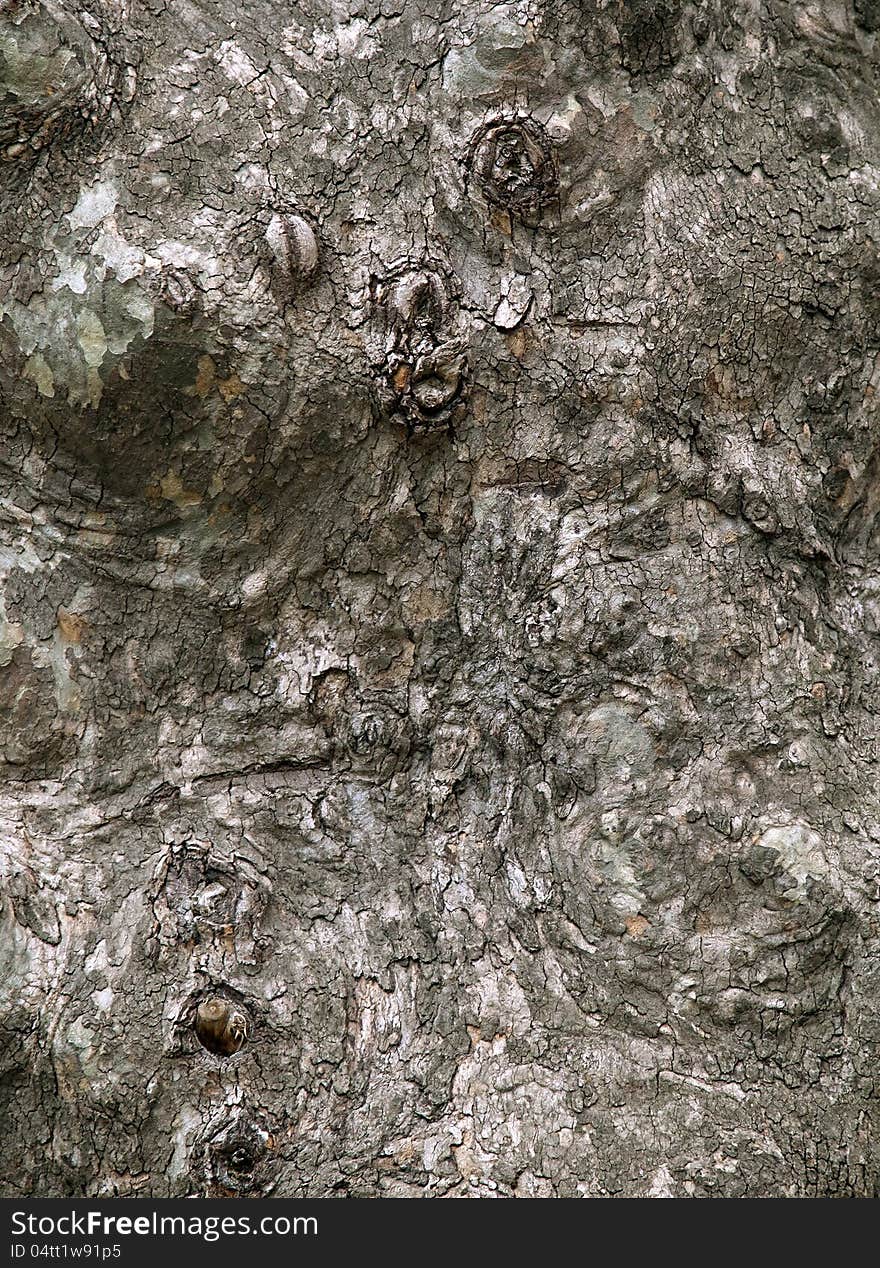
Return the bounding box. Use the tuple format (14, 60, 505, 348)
(2, 0, 880, 1198)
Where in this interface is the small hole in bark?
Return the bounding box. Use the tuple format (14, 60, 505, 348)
(194, 996, 250, 1057)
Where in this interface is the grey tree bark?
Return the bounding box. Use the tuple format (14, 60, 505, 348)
(2, 0, 880, 1198)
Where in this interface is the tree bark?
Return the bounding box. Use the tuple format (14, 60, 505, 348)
(2, 0, 880, 1197)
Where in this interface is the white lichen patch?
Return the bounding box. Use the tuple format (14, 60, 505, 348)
(753, 821, 834, 901)
(0, 598, 23, 668)
(93, 227, 147, 284)
(215, 40, 261, 88)
(66, 180, 119, 232)
(168, 1105, 204, 1181)
(50, 251, 88, 296)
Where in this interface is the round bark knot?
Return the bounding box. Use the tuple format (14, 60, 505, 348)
(374, 264, 466, 430)
(343, 704, 412, 776)
(383, 342, 466, 430)
(386, 269, 447, 335)
(201, 1111, 274, 1195)
(157, 267, 200, 318)
(408, 346, 464, 414)
(264, 211, 320, 295)
(471, 117, 557, 217)
(194, 996, 250, 1057)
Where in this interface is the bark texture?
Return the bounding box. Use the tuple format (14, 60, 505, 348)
(2, 0, 880, 1197)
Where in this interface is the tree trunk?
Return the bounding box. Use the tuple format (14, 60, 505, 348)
(2, 0, 880, 1197)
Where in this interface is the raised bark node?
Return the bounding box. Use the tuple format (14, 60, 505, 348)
(373, 264, 466, 429)
(150, 841, 270, 969)
(263, 211, 320, 299)
(470, 116, 557, 218)
(200, 1110, 275, 1196)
